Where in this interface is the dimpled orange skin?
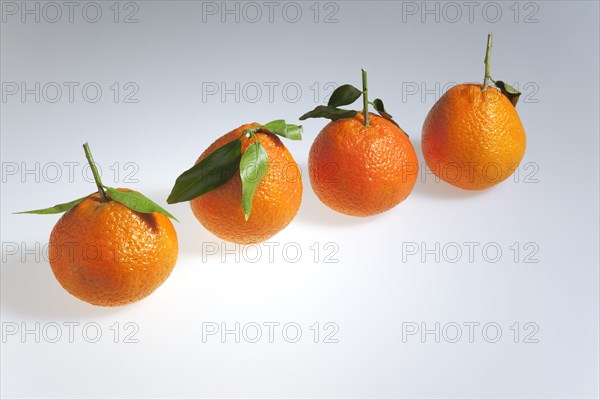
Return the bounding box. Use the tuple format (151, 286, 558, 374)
(309, 113, 418, 217)
(49, 190, 178, 307)
(422, 84, 526, 190)
(190, 123, 302, 244)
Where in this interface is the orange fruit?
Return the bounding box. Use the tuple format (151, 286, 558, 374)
(422, 84, 526, 190)
(49, 189, 178, 306)
(190, 123, 302, 244)
(309, 113, 418, 216)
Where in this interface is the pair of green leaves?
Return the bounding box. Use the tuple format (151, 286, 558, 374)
(17, 143, 178, 220)
(17, 186, 178, 221)
(299, 84, 399, 127)
(166, 120, 302, 220)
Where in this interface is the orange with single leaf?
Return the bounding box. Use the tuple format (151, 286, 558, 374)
(421, 34, 527, 190)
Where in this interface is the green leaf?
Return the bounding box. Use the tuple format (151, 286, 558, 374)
(263, 119, 303, 140)
(372, 98, 405, 131)
(105, 187, 178, 221)
(15, 194, 91, 215)
(299, 105, 357, 121)
(240, 141, 268, 221)
(494, 80, 521, 106)
(283, 124, 303, 140)
(327, 84, 363, 108)
(167, 138, 242, 204)
(372, 98, 393, 120)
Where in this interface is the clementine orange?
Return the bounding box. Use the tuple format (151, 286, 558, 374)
(422, 84, 526, 190)
(49, 189, 178, 306)
(309, 113, 418, 216)
(189, 123, 302, 244)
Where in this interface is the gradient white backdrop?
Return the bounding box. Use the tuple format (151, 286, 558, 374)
(1, 1, 599, 398)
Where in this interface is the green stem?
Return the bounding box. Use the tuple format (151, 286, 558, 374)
(361, 69, 369, 127)
(83, 143, 108, 202)
(482, 33, 493, 91)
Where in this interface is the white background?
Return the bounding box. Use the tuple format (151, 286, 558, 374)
(1, 1, 599, 398)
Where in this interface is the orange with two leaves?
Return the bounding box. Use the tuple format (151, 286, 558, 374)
(18, 144, 178, 306)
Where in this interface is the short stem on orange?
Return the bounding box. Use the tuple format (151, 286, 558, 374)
(83, 143, 108, 202)
(361, 68, 370, 127)
(482, 33, 493, 91)
(243, 126, 262, 139)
